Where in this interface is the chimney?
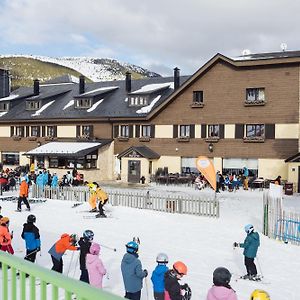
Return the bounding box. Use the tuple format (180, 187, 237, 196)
(0, 69, 10, 98)
(125, 72, 131, 93)
(33, 79, 39, 95)
(79, 75, 85, 94)
(174, 67, 180, 90)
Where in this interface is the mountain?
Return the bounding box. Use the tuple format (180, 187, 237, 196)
(0, 55, 161, 90)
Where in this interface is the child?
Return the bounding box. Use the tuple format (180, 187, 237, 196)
(206, 267, 238, 300)
(48, 233, 79, 273)
(164, 261, 191, 300)
(151, 253, 169, 300)
(0, 217, 14, 254)
(17, 177, 30, 211)
(86, 243, 106, 289)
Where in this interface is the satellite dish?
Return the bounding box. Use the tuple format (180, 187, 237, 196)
(280, 43, 287, 51)
(242, 49, 251, 56)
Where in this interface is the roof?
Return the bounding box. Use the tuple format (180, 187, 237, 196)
(117, 146, 160, 159)
(285, 152, 300, 163)
(25, 141, 112, 157)
(234, 50, 300, 61)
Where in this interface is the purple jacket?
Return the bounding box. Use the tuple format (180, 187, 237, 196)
(86, 253, 106, 288)
(206, 286, 238, 300)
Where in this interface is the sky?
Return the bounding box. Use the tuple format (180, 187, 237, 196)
(0, 0, 300, 76)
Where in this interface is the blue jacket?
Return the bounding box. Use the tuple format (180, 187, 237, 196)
(51, 175, 58, 187)
(121, 253, 146, 293)
(240, 231, 260, 258)
(36, 174, 44, 187)
(151, 264, 168, 293)
(21, 223, 41, 251)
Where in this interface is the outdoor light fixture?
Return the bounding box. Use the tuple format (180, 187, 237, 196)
(208, 143, 214, 152)
(37, 141, 41, 147)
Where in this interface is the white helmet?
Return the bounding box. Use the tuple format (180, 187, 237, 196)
(156, 253, 168, 264)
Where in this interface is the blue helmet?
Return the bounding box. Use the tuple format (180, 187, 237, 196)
(244, 224, 254, 234)
(83, 230, 94, 241)
(126, 241, 139, 253)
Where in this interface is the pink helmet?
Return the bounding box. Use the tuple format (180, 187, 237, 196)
(89, 243, 101, 255)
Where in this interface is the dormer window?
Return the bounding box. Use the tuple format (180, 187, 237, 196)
(75, 98, 92, 109)
(26, 101, 41, 110)
(0, 101, 9, 111)
(129, 96, 148, 106)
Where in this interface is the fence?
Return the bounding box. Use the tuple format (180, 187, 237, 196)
(263, 191, 300, 245)
(0, 251, 123, 300)
(31, 185, 219, 218)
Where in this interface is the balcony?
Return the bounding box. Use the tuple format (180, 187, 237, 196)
(177, 136, 190, 142)
(205, 136, 219, 143)
(139, 136, 151, 142)
(190, 102, 204, 108)
(12, 135, 21, 141)
(244, 100, 266, 107)
(28, 136, 37, 141)
(243, 136, 265, 143)
(117, 136, 129, 142)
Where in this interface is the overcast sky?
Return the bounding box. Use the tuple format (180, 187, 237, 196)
(0, 0, 299, 76)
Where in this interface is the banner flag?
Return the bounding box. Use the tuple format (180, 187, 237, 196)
(195, 156, 217, 191)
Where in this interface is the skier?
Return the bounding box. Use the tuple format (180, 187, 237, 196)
(250, 289, 270, 300)
(86, 181, 98, 212)
(233, 224, 260, 280)
(48, 233, 79, 273)
(86, 242, 106, 289)
(164, 261, 191, 300)
(78, 229, 94, 283)
(21, 214, 41, 263)
(0, 217, 14, 254)
(121, 241, 148, 300)
(17, 177, 30, 212)
(206, 267, 238, 300)
(95, 186, 109, 218)
(151, 253, 169, 300)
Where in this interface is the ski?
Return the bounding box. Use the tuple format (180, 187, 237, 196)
(76, 210, 99, 213)
(83, 214, 114, 219)
(235, 275, 270, 284)
(71, 203, 83, 208)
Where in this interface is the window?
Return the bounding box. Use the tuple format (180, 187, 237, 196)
(0, 102, 9, 111)
(208, 125, 219, 137)
(129, 96, 148, 106)
(75, 98, 92, 108)
(47, 126, 56, 137)
(31, 126, 40, 137)
(141, 125, 151, 137)
(82, 125, 93, 137)
(1, 152, 19, 165)
(246, 88, 265, 103)
(15, 126, 24, 137)
(179, 125, 190, 138)
(26, 101, 41, 110)
(120, 125, 129, 137)
(246, 124, 265, 138)
(193, 91, 203, 104)
(49, 157, 58, 168)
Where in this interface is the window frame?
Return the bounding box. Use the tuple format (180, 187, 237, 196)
(208, 124, 220, 138)
(120, 125, 129, 138)
(193, 91, 204, 104)
(26, 101, 41, 110)
(31, 126, 39, 137)
(245, 88, 265, 103)
(179, 125, 191, 138)
(141, 125, 151, 137)
(245, 124, 265, 138)
(75, 98, 92, 109)
(0, 101, 9, 112)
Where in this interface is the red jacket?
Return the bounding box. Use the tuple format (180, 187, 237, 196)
(19, 181, 29, 197)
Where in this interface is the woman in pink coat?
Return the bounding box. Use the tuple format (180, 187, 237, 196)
(206, 267, 238, 300)
(86, 243, 106, 288)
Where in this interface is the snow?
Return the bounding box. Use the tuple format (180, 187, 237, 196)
(136, 95, 161, 114)
(31, 100, 55, 117)
(63, 99, 74, 110)
(0, 185, 299, 300)
(87, 99, 104, 112)
(131, 82, 173, 94)
(0, 94, 19, 102)
(25, 142, 101, 155)
(0, 112, 8, 117)
(80, 86, 119, 96)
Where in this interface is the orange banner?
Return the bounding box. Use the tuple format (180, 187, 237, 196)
(195, 156, 217, 191)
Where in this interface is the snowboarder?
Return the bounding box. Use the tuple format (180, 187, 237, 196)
(78, 229, 94, 283)
(86, 242, 106, 289)
(206, 267, 238, 300)
(250, 289, 270, 300)
(48, 233, 79, 273)
(21, 214, 41, 263)
(233, 224, 260, 280)
(121, 241, 148, 300)
(0, 217, 14, 254)
(164, 261, 191, 300)
(17, 177, 30, 212)
(151, 253, 169, 300)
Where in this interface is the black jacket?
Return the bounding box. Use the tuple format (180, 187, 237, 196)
(164, 270, 183, 300)
(78, 237, 91, 270)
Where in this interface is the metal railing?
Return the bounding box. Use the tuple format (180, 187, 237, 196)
(0, 251, 123, 300)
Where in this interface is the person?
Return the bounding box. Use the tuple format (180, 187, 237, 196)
(17, 177, 30, 212)
(48, 233, 79, 273)
(250, 289, 270, 300)
(78, 229, 94, 283)
(87, 182, 98, 212)
(274, 176, 281, 185)
(21, 214, 41, 264)
(243, 166, 249, 190)
(95, 186, 109, 218)
(0, 217, 14, 254)
(86, 242, 106, 289)
(151, 253, 169, 300)
(121, 241, 148, 300)
(206, 267, 238, 300)
(164, 261, 191, 300)
(51, 172, 58, 188)
(233, 224, 260, 280)
(216, 171, 220, 193)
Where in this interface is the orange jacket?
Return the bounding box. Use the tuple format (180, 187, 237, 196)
(19, 181, 29, 197)
(0, 225, 12, 246)
(55, 233, 77, 254)
(95, 188, 108, 204)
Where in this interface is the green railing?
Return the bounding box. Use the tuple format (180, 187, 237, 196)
(0, 251, 123, 300)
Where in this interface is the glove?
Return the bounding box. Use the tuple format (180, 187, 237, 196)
(181, 283, 188, 289)
(233, 242, 239, 248)
(76, 247, 80, 251)
(144, 269, 148, 277)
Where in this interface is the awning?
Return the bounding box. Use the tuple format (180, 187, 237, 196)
(25, 141, 108, 157)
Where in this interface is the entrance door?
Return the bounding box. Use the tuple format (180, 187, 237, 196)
(128, 160, 141, 183)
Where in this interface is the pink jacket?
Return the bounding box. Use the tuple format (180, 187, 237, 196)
(86, 253, 106, 288)
(206, 286, 238, 300)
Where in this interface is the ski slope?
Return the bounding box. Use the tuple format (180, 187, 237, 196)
(0, 184, 299, 300)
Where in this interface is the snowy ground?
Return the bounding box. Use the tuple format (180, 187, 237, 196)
(0, 184, 300, 300)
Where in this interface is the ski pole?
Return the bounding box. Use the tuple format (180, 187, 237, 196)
(24, 248, 40, 259)
(100, 243, 117, 252)
(256, 255, 264, 278)
(67, 251, 75, 276)
(145, 277, 149, 300)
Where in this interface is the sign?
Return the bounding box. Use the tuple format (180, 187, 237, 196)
(196, 156, 216, 191)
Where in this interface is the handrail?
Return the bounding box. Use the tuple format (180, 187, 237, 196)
(0, 251, 123, 300)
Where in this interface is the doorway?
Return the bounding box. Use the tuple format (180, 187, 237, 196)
(128, 160, 141, 183)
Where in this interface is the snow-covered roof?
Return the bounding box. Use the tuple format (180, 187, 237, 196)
(0, 94, 19, 102)
(31, 100, 55, 117)
(0, 112, 8, 117)
(76, 86, 119, 97)
(136, 95, 161, 114)
(87, 99, 104, 112)
(130, 82, 173, 94)
(63, 100, 74, 110)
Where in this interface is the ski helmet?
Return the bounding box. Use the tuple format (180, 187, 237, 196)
(70, 234, 78, 243)
(250, 289, 270, 300)
(213, 267, 232, 286)
(156, 253, 169, 264)
(244, 224, 254, 234)
(0, 217, 9, 225)
(83, 229, 94, 241)
(89, 243, 101, 255)
(27, 214, 36, 223)
(173, 261, 188, 275)
(126, 241, 139, 253)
